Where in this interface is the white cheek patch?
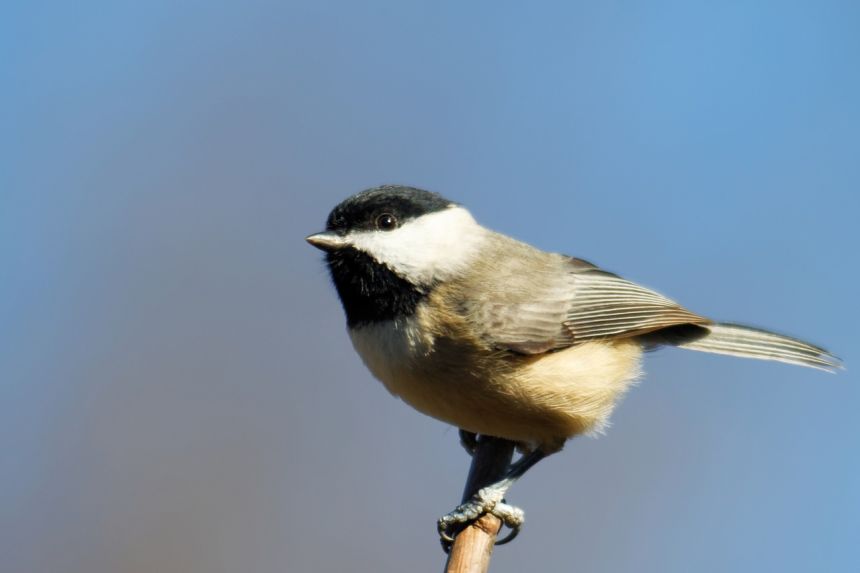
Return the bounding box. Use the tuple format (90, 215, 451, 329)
(347, 206, 486, 286)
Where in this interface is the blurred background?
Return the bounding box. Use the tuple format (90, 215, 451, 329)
(2, 1, 858, 571)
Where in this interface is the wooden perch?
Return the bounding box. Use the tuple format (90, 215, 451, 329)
(444, 435, 516, 573)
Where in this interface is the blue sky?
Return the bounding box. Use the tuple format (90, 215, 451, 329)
(2, 2, 858, 572)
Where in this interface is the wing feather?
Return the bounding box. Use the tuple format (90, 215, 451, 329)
(468, 254, 708, 354)
(563, 266, 709, 341)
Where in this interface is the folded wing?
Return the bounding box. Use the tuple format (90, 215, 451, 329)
(472, 256, 709, 354)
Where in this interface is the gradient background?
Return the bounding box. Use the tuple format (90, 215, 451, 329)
(3, 1, 858, 572)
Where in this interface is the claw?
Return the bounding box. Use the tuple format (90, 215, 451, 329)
(492, 502, 523, 545)
(437, 485, 525, 549)
(439, 446, 549, 551)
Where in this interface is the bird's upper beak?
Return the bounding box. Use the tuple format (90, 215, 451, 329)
(305, 231, 349, 252)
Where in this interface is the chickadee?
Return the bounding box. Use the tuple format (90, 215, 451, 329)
(306, 185, 839, 544)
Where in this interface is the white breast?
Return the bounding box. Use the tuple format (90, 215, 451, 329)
(348, 316, 435, 397)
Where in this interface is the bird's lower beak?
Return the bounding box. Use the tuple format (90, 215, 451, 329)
(306, 231, 349, 252)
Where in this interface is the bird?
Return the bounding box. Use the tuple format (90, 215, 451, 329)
(306, 184, 840, 545)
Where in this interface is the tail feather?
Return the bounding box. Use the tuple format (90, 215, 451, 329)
(671, 322, 841, 372)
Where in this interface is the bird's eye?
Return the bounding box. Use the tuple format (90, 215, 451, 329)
(375, 213, 398, 231)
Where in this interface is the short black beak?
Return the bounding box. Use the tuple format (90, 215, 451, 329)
(305, 231, 349, 252)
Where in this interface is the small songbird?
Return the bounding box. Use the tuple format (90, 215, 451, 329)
(306, 185, 840, 545)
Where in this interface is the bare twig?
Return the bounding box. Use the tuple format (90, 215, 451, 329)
(444, 435, 516, 573)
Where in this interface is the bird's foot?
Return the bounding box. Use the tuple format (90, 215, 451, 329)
(437, 483, 525, 550)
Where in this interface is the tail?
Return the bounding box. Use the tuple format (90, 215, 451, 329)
(651, 322, 842, 372)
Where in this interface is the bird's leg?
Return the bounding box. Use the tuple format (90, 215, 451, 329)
(458, 429, 479, 456)
(438, 448, 550, 547)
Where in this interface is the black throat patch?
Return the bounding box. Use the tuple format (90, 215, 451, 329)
(326, 247, 428, 327)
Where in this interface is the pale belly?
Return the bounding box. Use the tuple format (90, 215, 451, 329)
(349, 316, 643, 449)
